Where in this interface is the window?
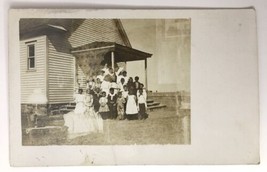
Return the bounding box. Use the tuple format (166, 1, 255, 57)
(27, 44, 35, 69)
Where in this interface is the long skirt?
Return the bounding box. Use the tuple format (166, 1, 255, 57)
(63, 108, 103, 139)
(126, 95, 138, 114)
(138, 103, 148, 120)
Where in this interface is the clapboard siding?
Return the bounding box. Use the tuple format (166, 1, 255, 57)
(20, 19, 129, 104)
(69, 19, 125, 48)
(47, 34, 75, 104)
(20, 36, 47, 104)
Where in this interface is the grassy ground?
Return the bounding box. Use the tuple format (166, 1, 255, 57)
(22, 108, 190, 145)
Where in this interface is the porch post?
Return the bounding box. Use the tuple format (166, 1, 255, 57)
(144, 58, 148, 90)
(111, 51, 115, 70)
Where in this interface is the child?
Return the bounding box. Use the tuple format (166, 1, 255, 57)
(137, 89, 148, 120)
(122, 85, 129, 99)
(98, 92, 109, 120)
(107, 88, 117, 119)
(125, 89, 138, 120)
(116, 92, 126, 120)
(137, 83, 147, 100)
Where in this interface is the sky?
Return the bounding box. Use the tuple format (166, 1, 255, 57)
(121, 19, 190, 92)
(121, 19, 157, 90)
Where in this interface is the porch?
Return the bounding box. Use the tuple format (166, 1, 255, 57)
(71, 41, 152, 89)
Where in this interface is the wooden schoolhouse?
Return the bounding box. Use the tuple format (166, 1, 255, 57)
(20, 19, 152, 115)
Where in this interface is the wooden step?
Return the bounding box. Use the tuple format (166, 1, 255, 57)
(64, 105, 76, 110)
(48, 119, 64, 126)
(147, 102, 160, 107)
(60, 109, 73, 114)
(50, 109, 60, 115)
(146, 99, 154, 103)
(147, 104, 167, 111)
(69, 102, 76, 106)
(48, 114, 64, 120)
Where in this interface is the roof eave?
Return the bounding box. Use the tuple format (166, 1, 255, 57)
(71, 42, 152, 62)
(114, 19, 132, 48)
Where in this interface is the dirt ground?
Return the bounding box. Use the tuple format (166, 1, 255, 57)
(22, 108, 190, 145)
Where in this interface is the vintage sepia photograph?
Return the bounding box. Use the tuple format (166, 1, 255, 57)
(9, 9, 260, 166)
(19, 18, 191, 146)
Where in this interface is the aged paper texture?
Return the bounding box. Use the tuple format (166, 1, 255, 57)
(9, 9, 259, 166)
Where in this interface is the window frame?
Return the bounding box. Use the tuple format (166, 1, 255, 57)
(27, 43, 36, 70)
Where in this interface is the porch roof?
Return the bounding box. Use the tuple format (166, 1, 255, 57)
(71, 41, 152, 62)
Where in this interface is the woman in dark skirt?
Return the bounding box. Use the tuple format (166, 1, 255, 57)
(107, 88, 117, 119)
(92, 87, 101, 112)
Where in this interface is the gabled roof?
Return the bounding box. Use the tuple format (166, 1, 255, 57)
(19, 19, 132, 47)
(19, 19, 77, 34)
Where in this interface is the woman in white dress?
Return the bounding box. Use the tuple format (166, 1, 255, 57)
(125, 89, 138, 120)
(63, 89, 103, 139)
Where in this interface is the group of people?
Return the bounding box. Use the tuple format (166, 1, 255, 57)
(63, 64, 148, 138)
(85, 64, 148, 120)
